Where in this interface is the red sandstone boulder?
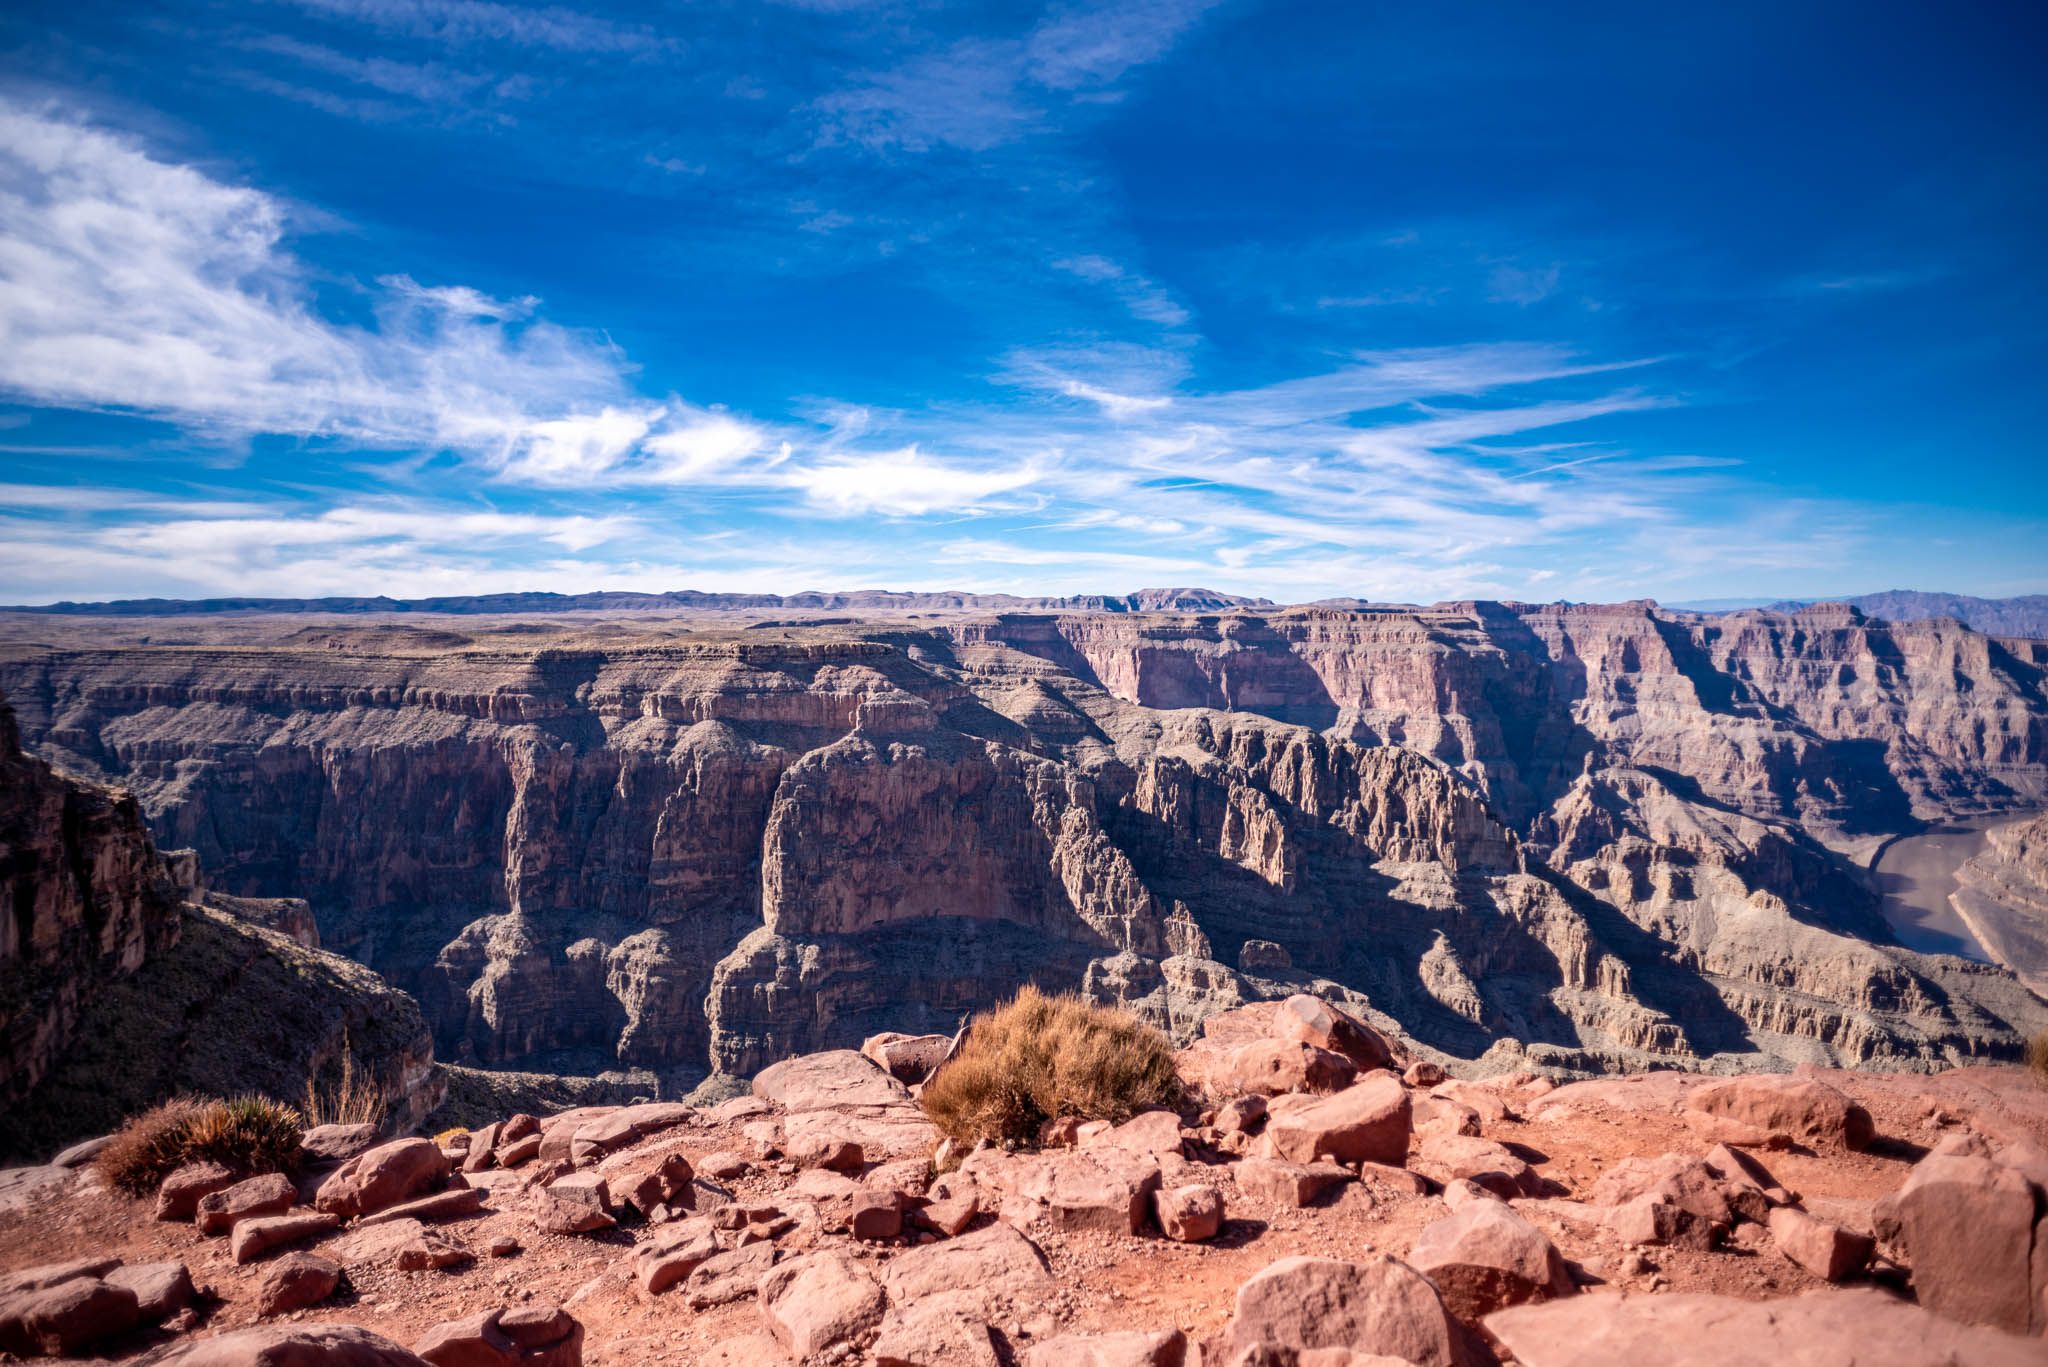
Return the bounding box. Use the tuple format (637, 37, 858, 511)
(1273, 995, 1395, 1072)
(872, 1294, 1003, 1367)
(255, 1253, 341, 1316)
(1154, 1184, 1224, 1242)
(300, 1123, 381, 1165)
(634, 1218, 721, 1296)
(611, 1153, 695, 1219)
(1873, 1151, 2040, 1333)
(143, 1323, 431, 1365)
(1091, 1109, 1186, 1158)
(105, 1262, 196, 1322)
(1409, 1201, 1575, 1322)
(1766, 1206, 1873, 1282)
(878, 1224, 1053, 1306)
(1486, 1287, 2044, 1367)
(988, 1147, 1163, 1234)
(231, 1212, 342, 1264)
(1264, 1075, 1410, 1167)
(0, 1275, 140, 1357)
(1416, 1134, 1542, 1199)
(156, 1162, 237, 1222)
(1227, 1040, 1359, 1097)
(1683, 1075, 1874, 1152)
(1237, 1158, 1353, 1208)
(861, 1031, 953, 1084)
(785, 1134, 864, 1172)
(759, 1252, 886, 1359)
(1228, 1255, 1489, 1367)
(197, 1172, 297, 1235)
(415, 1305, 583, 1367)
(315, 1138, 449, 1219)
(1023, 1327, 1188, 1366)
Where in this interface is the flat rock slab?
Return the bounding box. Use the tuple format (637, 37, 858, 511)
(879, 1223, 1052, 1309)
(1486, 1287, 2046, 1367)
(753, 1050, 911, 1112)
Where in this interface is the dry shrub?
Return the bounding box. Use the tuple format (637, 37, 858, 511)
(2029, 1031, 2048, 1083)
(919, 985, 1181, 1147)
(94, 1094, 304, 1194)
(302, 1039, 388, 1128)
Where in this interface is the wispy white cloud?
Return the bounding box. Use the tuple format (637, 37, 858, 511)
(278, 0, 660, 54)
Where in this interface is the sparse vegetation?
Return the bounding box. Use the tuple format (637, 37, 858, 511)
(2028, 1030, 2048, 1083)
(301, 1038, 388, 1128)
(918, 985, 1181, 1147)
(94, 1094, 304, 1194)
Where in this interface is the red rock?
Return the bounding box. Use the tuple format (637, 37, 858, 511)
(416, 1305, 583, 1366)
(255, 1253, 340, 1316)
(1409, 1201, 1575, 1322)
(1358, 1162, 1432, 1196)
(0, 1259, 121, 1295)
(497, 1136, 542, 1168)
(1485, 1286, 2046, 1367)
(300, 1123, 381, 1165)
(0, 1277, 140, 1356)
(786, 1134, 864, 1172)
(753, 1049, 911, 1111)
(1588, 1154, 1734, 1226)
(545, 1172, 610, 1213)
(1703, 1144, 1793, 1207)
(1413, 1096, 1482, 1139)
(197, 1172, 297, 1234)
(1155, 1184, 1224, 1242)
(685, 1244, 782, 1310)
(1872, 1151, 2038, 1333)
(1023, 1327, 1187, 1366)
(396, 1233, 473, 1271)
(528, 1191, 615, 1236)
(1766, 1206, 1872, 1282)
(1606, 1193, 1718, 1250)
(1237, 1157, 1353, 1208)
(698, 1151, 751, 1181)
(105, 1262, 196, 1321)
(1272, 995, 1395, 1072)
(850, 1190, 907, 1241)
(914, 1189, 980, 1237)
(1683, 1075, 1875, 1152)
(878, 1223, 1053, 1305)
(1216, 1096, 1268, 1134)
(569, 1103, 694, 1165)
(635, 1219, 721, 1296)
(1228, 1040, 1359, 1097)
(1091, 1109, 1186, 1158)
(1404, 1062, 1446, 1088)
(462, 1124, 501, 1174)
(873, 1293, 1002, 1366)
(994, 1147, 1163, 1234)
(156, 1161, 236, 1221)
(232, 1212, 342, 1264)
(359, 1185, 487, 1227)
(315, 1138, 450, 1218)
(758, 1252, 885, 1359)
(612, 1153, 695, 1219)
(1264, 1075, 1410, 1167)
(143, 1323, 432, 1364)
(861, 1031, 953, 1084)
(1228, 1255, 1488, 1366)
(1416, 1134, 1540, 1199)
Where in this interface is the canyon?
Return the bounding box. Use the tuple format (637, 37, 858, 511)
(2, 595, 2045, 1107)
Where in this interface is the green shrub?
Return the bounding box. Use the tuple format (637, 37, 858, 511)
(919, 985, 1181, 1147)
(94, 1094, 305, 1195)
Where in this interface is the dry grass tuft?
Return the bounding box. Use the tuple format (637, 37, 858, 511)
(94, 1094, 304, 1194)
(2028, 1031, 2048, 1084)
(302, 1039, 388, 1129)
(919, 985, 1181, 1147)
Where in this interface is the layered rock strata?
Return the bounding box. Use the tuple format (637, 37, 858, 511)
(1, 600, 2043, 1086)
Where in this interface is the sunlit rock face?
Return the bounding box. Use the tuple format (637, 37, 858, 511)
(3, 599, 2044, 1084)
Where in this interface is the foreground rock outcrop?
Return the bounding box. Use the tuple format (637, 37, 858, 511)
(1, 1005, 2045, 1364)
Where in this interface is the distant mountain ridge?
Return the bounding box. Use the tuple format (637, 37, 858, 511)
(0, 586, 1273, 617)
(1761, 591, 2048, 639)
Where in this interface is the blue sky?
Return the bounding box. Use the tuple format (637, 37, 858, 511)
(0, 1, 2043, 605)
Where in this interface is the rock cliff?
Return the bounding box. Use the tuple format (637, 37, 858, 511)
(0, 699, 441, 1158)
(1, 600, 2043, 1088)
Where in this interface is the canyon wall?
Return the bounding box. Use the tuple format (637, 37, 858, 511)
(1, 600, 2043, 1090)
(0, 699, 440, 1157)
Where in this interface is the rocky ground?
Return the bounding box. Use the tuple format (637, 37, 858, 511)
(2, 997, 2045, 1365)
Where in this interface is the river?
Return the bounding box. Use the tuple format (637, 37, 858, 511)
(1868, 817, 2008, 961)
